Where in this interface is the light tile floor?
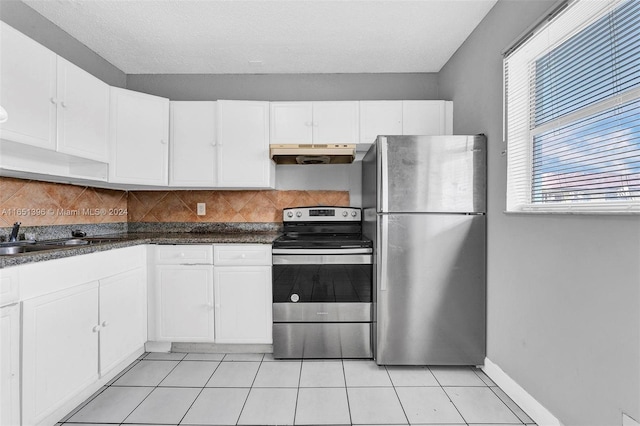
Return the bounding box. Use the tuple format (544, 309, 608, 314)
(59, 352, 537, 426)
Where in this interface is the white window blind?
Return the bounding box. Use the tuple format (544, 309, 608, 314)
(505, 0, 640, 213)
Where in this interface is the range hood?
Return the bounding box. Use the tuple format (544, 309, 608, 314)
(270, 144, 356, 165)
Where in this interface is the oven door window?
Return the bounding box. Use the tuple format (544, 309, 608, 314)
(273, 254, 372, 303)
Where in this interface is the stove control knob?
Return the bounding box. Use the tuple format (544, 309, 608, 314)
(351, 211, 357, 217)
(286, 211, 294, 218)
(290, 294, 300, 303)
(342, 211, 348, 217)
(296, 211, 302, 218)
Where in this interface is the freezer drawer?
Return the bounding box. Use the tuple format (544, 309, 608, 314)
(273, 322, 372, 359)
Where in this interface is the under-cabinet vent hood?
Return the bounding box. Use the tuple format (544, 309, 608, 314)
(270, 144, 356, 165)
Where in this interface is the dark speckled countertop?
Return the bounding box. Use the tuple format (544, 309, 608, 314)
(0, 231, 281, 269)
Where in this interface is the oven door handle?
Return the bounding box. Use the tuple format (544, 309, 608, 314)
(272, 254, 373, 265)
(272, 248, 372, 255)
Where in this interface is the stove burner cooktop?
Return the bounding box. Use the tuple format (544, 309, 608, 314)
(275, 206, 371, 250)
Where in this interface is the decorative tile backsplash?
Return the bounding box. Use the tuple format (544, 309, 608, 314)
(0, 177, 350, 227)
(0, 177, 127, 227)
(128, 190, 349, 223)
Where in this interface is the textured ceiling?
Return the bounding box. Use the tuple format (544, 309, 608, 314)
(22, 0, 498, 75)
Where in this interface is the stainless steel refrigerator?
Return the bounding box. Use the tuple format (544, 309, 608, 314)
(362, 135, 486, 365)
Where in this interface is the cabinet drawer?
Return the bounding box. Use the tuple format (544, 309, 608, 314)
(155, 245, 213, 264)
(213, 244, 271, 266)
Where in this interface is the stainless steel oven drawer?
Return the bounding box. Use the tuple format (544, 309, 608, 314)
(273, 322, 372, 359)
(273, 302, 371, 322)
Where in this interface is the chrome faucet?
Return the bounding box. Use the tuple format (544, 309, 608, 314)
(9, 222, 20, 242)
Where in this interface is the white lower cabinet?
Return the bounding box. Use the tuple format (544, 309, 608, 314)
(213, 265, 272, 344)
(22, 282, 100, 426)
(150, 244, 272, 344)
(155, 265, 214, 342)
(99, 269, 147, 375)
(18, 246, 147, 426)
(1, 303, 20, 426)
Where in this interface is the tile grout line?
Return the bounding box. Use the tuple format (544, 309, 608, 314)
(234, 353, 264, 425)
(341, 359, 353, 426)
(384, 365, 411, 425)
(119, 354, 185, 425)
(292, 359, 304, 425)
(487, 385, 528, 425)
(174, 356, 223, 426)
(427, 366, 470, 426)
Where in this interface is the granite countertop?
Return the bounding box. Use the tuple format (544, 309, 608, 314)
(0, 231, 281, 269)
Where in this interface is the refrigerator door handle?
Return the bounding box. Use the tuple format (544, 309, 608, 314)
(379, 136, 389, 212)
(378, 215, 388, 291)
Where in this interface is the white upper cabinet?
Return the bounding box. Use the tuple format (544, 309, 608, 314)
(56, 58, 110, 162)
(312, 101, 360, 144)
(109, 87, 169, 185)
(269, 102, 313, 144)
(170, 101, 217, 187)
(402, 100, 453, 135)
(0, 22, 57, 150)
(270, 101, 360, 145)
(0, 23, 110, 163)
(217, 100, 274, 188)
(359, 101, 403, 144)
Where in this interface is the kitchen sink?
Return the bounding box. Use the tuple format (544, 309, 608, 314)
(0, 244, 61, 255)
(0, 235, 131, 256)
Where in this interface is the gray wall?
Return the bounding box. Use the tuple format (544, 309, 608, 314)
(126, 73, 439, 101)
(439, 2, 640, 425)
(0, 0, 126, 87)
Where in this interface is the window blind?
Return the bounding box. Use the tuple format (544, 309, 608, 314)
(505, 0, 640, 212)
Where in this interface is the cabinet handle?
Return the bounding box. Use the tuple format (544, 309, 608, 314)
(304, 121, 311, 127)
(50, 97, 57, 105)
(179, 252, 185, 258)
(240, 253, 246, 259)
(92, 325, 101, 333)
(60, 101, 68, 108)
(214, 304, 221, 309)
(211, 141, 217, 147)
(160, 139, 167, 145)
(101, 321, 109, 327)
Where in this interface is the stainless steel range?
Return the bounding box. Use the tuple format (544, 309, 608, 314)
(272, 206, 373, 359)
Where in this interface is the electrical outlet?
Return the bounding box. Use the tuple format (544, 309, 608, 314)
(196, 203, 206, 216)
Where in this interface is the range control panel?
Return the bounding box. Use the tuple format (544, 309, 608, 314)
(282, 207, 361, 222)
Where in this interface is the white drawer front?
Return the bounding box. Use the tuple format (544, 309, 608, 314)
(214, 244, 271, 266)
(0, 266, 19, 307)
(156, 245, 213, 265)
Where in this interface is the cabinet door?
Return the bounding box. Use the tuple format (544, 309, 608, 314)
(217, 100, 274, 188)
(0, 22, 57, 149)
(312, 101, 359, 144)
(56, 57, 109, 162)
(1, 304, 20, 426)
(22, 282, 99, 426)
(170, 101, 217, 187)
(402, 100, 452, 135)
(214, 266, 272, 344)
(270, 102, 313, 144)
(109, 87, 169, 185)
(155, 265, 214, 342)
(359, 101, 403, 144)
(99, 268, 147, 376)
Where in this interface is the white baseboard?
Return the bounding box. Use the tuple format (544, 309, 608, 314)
(623, 413, 640, 426)
(482, 357, 563, 426)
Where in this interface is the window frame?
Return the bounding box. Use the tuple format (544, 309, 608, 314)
(504, 0, 640, 214)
